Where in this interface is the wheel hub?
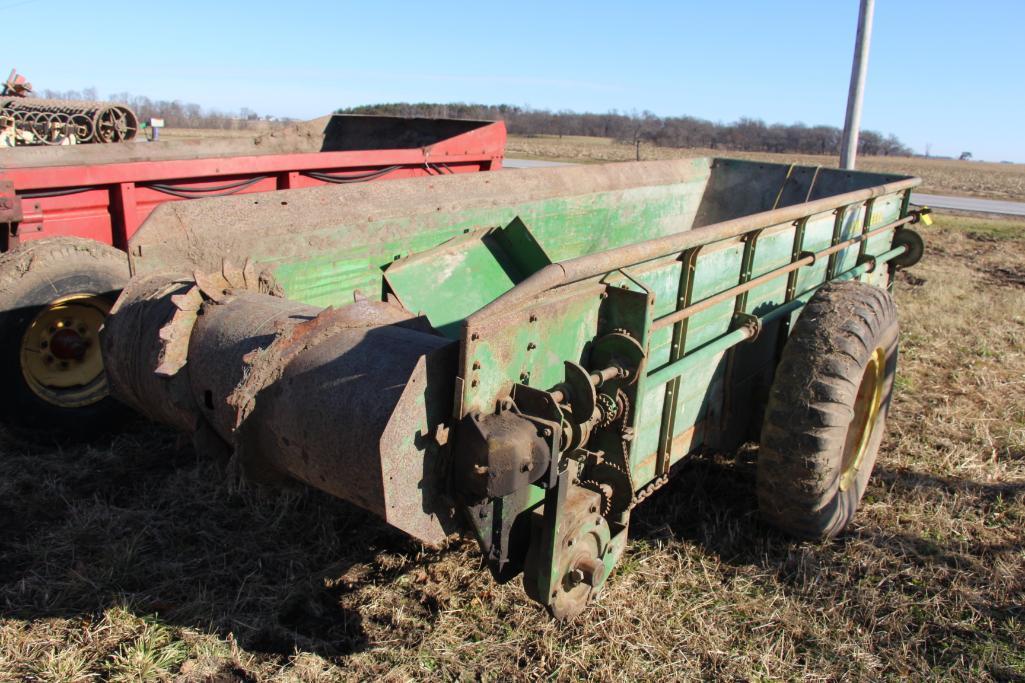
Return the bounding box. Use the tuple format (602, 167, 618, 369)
(20, 294, 111, 408)
(49, 327, 89, 361)
(839, 346, 886, 492)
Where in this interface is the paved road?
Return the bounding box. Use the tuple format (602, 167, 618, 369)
(503, 158, 1025, 217)
(909, 193, 1025, 217)
(503, 158, 569, 169)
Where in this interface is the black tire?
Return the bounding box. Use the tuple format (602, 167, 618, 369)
(0, 237, 130, 434)
(757, 280, 899, 540)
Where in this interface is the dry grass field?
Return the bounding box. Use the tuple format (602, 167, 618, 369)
(507, 135, 1025, 202)
(0, 213, 1023, 681)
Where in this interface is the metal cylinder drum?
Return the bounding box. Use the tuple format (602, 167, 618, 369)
(102, 282, 460, 544)
(101, 274, 202, 432)
(183, 292, 320, 440)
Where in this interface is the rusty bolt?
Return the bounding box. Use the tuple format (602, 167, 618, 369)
(543, 427, 552, 437)
(520, 372, 530, 383)
(471, 379, 479, 388)
(527, 342, 536, 351)
(472, 360, 481, 370)
(573, 556, 603, 587)
(470, 332, 480, 341)
(529, 314, 538, 323)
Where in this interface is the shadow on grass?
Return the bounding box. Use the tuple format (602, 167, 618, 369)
(630, 447, 1025, 564)
(0, 422, 447, 659)
(4, 419, 1023, 672)
(626, 449, 1025, 676)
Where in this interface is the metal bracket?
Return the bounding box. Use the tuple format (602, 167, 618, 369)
(855, 253, 878, 273)
(732, 312, 762, 342)
(0, 181, 23, 224)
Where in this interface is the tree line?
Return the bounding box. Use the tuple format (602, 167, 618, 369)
(338, 102, 913, 157)
(35, 88, 286, 130)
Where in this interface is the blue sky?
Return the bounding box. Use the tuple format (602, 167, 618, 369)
(6, 0, 1022, 161)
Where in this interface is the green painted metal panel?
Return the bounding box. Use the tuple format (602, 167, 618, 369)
(794, 211, 836, 294)
(383, 218, 553, 338)
(266, 173, 710, 310)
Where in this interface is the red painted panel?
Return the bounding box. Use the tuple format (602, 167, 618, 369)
(1, 120, 506, 252)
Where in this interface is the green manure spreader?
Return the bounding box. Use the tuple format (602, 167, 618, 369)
(101, 158, 927, 618)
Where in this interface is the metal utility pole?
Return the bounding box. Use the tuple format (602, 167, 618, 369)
(839, 0, 875, 170)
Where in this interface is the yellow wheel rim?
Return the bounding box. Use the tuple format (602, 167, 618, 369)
(839, 346, 886, 492)
(19, 293, 111, 409)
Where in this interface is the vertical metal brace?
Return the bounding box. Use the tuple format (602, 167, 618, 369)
(803, 167, 822, 203)
(733, 229, 763, 316)
(654, 246, 701, 479)
(717, 229, 764, 437)
(535, 463, 574, 604)
(771, 164, 796, 211)
(784, 218, 809, 303)
(826, 205, 852, 280)
(857, 197, 876, 262)
(777, 218, 810, 364)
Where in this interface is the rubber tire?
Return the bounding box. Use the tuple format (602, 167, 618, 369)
(757, 280, 899, 540)
(0, 237, 130, 434)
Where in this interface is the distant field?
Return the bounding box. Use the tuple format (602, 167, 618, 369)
(1, 214, 1022, 680)
(507, 135, 1025, 202)
(154, 126, 1025, 203)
